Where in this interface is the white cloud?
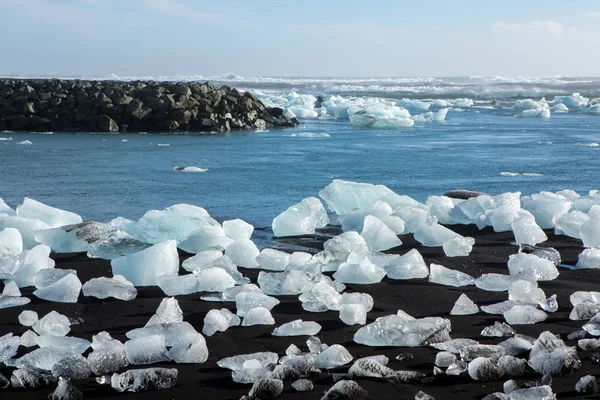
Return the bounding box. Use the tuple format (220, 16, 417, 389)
(493, 20, 565, 41)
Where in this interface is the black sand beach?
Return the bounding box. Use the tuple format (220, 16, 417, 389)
(1, 224, 600, 399)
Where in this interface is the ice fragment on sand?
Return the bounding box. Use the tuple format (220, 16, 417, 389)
(429, 263, 475, 287)
(20, 330, 38, 347)
(48, 377, 83, 400)
(314, 344, 353, 369)
(10, 367, 57, 389)
(333, 259, 386, 284)
(528, 331, 580, 376)
(168, 332, 208, 364)
(82, 275, 137, 300)
(16, 198, 82, 228)
(339, 200, 393, 232)
(11, 244, 55, 287)
(481, 322, 516, 337)
(0, 228, 22, 257)
(177, 225, 233, 253)
(468, 357, 503, 381)
(36, 335, 90, 354)
(435, 351, 456, 367)
(225, 239, 260, 268)
(0, 333, 20, 362)
(321, 380, 367, 400)
(181, 249, 222, 272)
(475, 273, 521, 292)
(111, 240, 179, 286)
(157, 274, 198, 296)
(202, 308, 240, 336)
(498, 355, 526, 378)
(33, 311, 71, 337)
(339, 304, 367, 325)
(576, 248, 600, 269)
(580, 217, 600, 248)
(146, 297, 183, 326)
(236, 292, 280, 317)
(511, 217, 547, 246)
(51, 353, 91, 380)
(272, 197, 329, 237)
(354, 313, 451, 347)
(273, 320, 322, 336)
(33, 273, 81, 303)
(256, 248, 290, 271)
(87, 332, 129, 375)
(385, 249, 429, 279)
(126, 322, 198, 346)
(576, 375, 598, 394)
(124, 335, 170, 365)
(3, 280, 21, 296)
(443, 237, 474, 257)
(222, 219, 254, 240)
(414, 223, 461, 247)
(33, 269, 76, 290)
(360, 215, 402, 251)
(292, 379, 313, 391)
(504, 305, 547, 325)
(507, 253, 559, 281)
(242, 307, 275, 326)
(460, 344, 505, 362)
(196, 267, 237, 292)
(578, 339, 600, 351)
(450, 294, 478, 315)
(110, 368, 178, 392)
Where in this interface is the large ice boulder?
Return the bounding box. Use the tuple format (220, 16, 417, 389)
(360, 215, 402, 251)
(385, 249, 429, 280)
(178, 226, 233, 253)
(522, 194, 573, 229)
(338, 201, 393, 232)
(507, 253, 559, 281)
(16, 198, 82, 228)
(0, 215, 51, 250)
(134, 204, 219, 244)
(111, 241, 179, 286)
(580, 217, 600, 248)
(33, 273, 81, 303)
(272, 197, 329, 237)
(414, 223, 461, 247)
(34, 221, 120, 253)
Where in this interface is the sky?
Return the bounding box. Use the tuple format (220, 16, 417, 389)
(1, 0, 600, 77)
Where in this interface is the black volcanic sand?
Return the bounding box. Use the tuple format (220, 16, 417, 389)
(2, 225, 600, 399)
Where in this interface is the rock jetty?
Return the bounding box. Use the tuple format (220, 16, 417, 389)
(0, 79, 298, 133)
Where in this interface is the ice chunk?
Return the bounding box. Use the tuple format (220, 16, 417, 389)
(321, 380, 367, 400)
(225, 239, 260, 268)
(511, 217, 547, 246)
(48, 377, 83, 400)
(522, 196, 572, 229)
(576, 375, 598, 394)
(314, 344, 353, 369)
(360, 215, 402, 251)
(578, 338, 600, 351)
(33, 273, 81, 303)
(87, 332, 129, 375)
(236, 292, 280, 317)
(110, 368, 178, 392)
(146, 297, 183, 326)
(580, 217, 600, 248)
(34, 221, 113, 253)
(192, 255, 248, 285)
(339, 304, 367, 325)
(504, 305, 547, 325)
(218, 352, 279, 370)
(124, 335, 171, 365)
(0, 215, 50, 250)
(33, 311, 71, 336)
(181, 249, 222, 272)
(340, 292, 373, 311)
(576, 248, 600, 269)
(168, 332, 208, 363)
(498, 355, 526, 378)
(507, 253, 559, 281)
(385, 249, 428, 280)
(0, 333, 20, 362)
(339, 201, 393, 232)
(450, 294, 479, 315)
(435, 351, 456, 367)
(429, 263, 475, 287)
(11, 244, 55, 287)
(222, 219, 254, 240)
(20, 330, 38, 347)
(354, 314, 451, 347)
(15, 347, 76, 370)
(256, 248, 290, 271)
(468, 357, 503, 381)
(177, 225, 234, 253)
(194, 267, 235, 292)
(0, 228, 22, 257)
(571, 302, 600, 320)
(0, 295, 30, 309)
(0, 197, 16, 216)
(554, 210, 589, 239)
(519, 244, 561, 266)
(33, 269, 76, 289)
(272, 197, 329, 237)
(508, 280, 545, 304)
(157, 274, 198, 296)
(82, 275, 137, 300)
(460, 344, 505, 361)
(36, 335, 90, 354)
(414, 223, 461, 247)
(320, 180, 426, 215)
(202, 308, 240, 336)
(427, 195, 456, 224)
(528, 331, 581, 376)
(135, 204, 218, 244)
(3, 280, 21, 296)
(127, 322, 198, 347)
(272, 320, 322, 336)
(17, 198, 82, 228)
(481, 322, 516, 337)
(475, 273, 522, 292)
(242, 307, 275, 326)
(443, 237, 475, 257)
(87, 230, 150, 260)
(200, 283, 262, 302)
(111, 240, 179, 286)
(10, 366, 57, 389)
(333, 258, 386, 284)
(583, 313, 600, 335)
(51, 353, 91, 380)
(292, 379, 313, 391)
(393, 207, 431, 233)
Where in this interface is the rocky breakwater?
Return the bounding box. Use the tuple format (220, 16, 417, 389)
(0, 79, 298, 133)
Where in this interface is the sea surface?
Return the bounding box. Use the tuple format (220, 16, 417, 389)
(1, 75, 599, 242)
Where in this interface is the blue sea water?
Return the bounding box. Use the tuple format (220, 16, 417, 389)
(0, 76, 599, 240)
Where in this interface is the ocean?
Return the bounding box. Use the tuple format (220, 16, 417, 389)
(1, 75, 599, 244)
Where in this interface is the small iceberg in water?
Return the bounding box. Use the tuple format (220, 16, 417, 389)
(290, 132, 330, 138)
(500, 172, 519, 177)
(173, 166, 208, 172)
(17, 140, 32, 145)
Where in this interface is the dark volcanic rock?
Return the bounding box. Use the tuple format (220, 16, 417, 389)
(0, 79, 298, 133)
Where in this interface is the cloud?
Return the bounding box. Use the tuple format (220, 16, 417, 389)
(493, 20, 565, 41)
(144, 0, 219, 21)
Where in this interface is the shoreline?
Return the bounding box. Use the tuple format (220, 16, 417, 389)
(1, 224, 599, 399)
